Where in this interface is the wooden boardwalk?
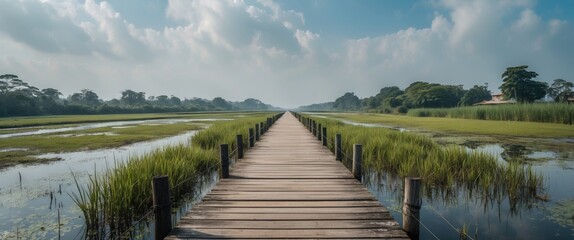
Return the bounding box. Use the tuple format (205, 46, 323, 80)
(166, 112, 408, 239)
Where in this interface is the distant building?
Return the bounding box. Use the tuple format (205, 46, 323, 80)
(567, 97, 574, 104)
(474, 93, 516, 105)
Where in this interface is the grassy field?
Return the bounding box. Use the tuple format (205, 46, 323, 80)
(0, 112, 276, 169)
(314, 112, 574, 138)
(0, 111, 248, 129)
(407, 103, 574, 124)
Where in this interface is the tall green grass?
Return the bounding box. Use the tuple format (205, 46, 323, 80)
(70, 113, 278, 238)
(302, 115, 544, 208)
(407, 103, 574, 124)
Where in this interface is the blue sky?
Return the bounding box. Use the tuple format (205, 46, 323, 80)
(1, 0, 573, 108)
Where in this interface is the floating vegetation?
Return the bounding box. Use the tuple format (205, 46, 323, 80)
(407, 103, 574, 125)
(300, 114, 545, 212)
(70, 113, 279, 238)
(546, 199, 574, 229)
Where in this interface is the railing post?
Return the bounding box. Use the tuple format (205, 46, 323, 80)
(335, 134, 342, 161)
(220, 144, 229, 178)
(248, 128, 255, 148)
(317, 123, 322, 140)
(255, 124, 260, 141)
(352, 144, 362, 181)
(152, 175, 172, 240)
(322, 127, 327, 146)
(260, 122, 265, 134)
(312, 121, 317, 136)
(236, 135, 244, 159)
(403, 177, 421, 240)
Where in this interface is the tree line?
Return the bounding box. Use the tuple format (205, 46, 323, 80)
(298, 65, 573, 112)
(0, 74, 278, 117)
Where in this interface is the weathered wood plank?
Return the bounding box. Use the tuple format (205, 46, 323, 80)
(190, 206, 390, 214)
(175, 219, 400, 229)
(166, 229, 409, 239)
(166, 112, 408, 239)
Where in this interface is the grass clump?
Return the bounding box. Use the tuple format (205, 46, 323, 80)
(407, 103, 574, 125)
(70, 112, 279, 238)
(301, 114, 544, 209)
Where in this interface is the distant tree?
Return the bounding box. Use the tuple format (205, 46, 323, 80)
(68, 89, 101, 106)
(121, 90, 146, 105)
(414, 85, 464, 108)
(170, 95, 181, 106)
(155, 95, 170, 106)
(1, 74, 42, 116)
(459, 85, 491, 106)
(500, 65, 547, 103)
(333, 92, 361, 110)
(41, 88, 62, 101)
(212, 97, 231, 110)
(548, 79, 574, 102)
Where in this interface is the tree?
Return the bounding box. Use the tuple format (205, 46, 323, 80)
(121, 90, 146, 106)
(548, 79, 574, 102)
(68, 89, 101, 106)
(500, 65, 547, 103)
(41, 88, 62, 101)
(459, 85, 491, 106)
(1, 74, 42, 116)
(333, 92, 361, 110)
(212, 97, 231, 110)
(414, 85, 464, 108)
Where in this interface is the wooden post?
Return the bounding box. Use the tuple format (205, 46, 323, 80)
(152, 175, 172, 240)
(335, 134, 342, 161)
(260, 122, 265, 134)
(255, 124, 260, 141)
(317, 123, 322, 140)
(352, 144, 362, 181)
(236, 135, 244, 159)
(220, 144, 229, 178)
(267, 118, 272, 129)
(309, 119, 313, 132)
(312, 121, 317, 136)
(248, 128, 254, 147)
(322, 127, 327, 146)
(403, 177, 421, 239)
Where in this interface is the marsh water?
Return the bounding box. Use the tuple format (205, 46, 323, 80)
(315, 115, 574, 239)
(0, 119, 211, 239)
(1, 116, 573, 239)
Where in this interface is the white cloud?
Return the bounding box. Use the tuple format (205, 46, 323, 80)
(0, 0, 572, 108)
(341, 0, 574, 98)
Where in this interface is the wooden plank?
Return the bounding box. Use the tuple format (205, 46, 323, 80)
(175, 219, 400, 229)
(166, 112, 408, 239)
(166, 229, 409, 239)
(183, 212, 394, 221)
(196, 201, 383, 208)
(190, 206, 390, 214)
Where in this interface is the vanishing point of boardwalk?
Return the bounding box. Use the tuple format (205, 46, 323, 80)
(165, 113, 409, 239)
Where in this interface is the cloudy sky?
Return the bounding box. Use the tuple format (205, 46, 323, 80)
(1, 0, 573, 108)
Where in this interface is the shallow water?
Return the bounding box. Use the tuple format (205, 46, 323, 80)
(320, 116, 574, 239)
(0, 118, 227, 139)
(0, 130, 198, 239)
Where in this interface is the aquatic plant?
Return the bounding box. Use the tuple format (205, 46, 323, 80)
(301, 114, 544, 210)
(407, 103, 574, 125)
(70, 113, 278, 238)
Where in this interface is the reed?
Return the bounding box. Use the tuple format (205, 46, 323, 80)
(407, 103, 574, 124)
(70, 113, 278, 238)
(306, 115, 544, 207)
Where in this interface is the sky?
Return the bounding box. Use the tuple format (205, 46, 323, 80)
(1, 0, 573, 108)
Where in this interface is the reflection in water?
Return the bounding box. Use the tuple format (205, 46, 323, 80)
(0, 131, 198, 239)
